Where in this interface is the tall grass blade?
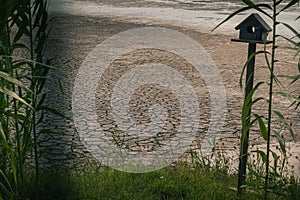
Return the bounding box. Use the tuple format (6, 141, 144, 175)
(254, 114, 268, 141)
(0, 71, 32, 93)
(239, 51, 267, 89)
(272, 110, 295, 140)
(0, 88, 33, 109)
(276, 91, 300, 103)
(212, 4, 272, 32)
(279, 0, 300, 13)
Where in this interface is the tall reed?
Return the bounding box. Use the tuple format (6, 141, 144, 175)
(0, 0, 55, 198)
(214, 0, 299, 199)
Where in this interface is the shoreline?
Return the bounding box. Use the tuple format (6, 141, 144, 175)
(49, 0, 300, 37)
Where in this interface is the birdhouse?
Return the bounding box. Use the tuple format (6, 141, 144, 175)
(235, 13, 271, 42)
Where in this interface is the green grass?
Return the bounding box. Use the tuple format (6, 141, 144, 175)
(23, 162, 298, 200)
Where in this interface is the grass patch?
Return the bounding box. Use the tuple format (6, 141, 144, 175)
(24, 162, 298, 200)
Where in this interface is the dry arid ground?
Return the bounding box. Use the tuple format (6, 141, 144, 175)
(42, 2, 299, 176)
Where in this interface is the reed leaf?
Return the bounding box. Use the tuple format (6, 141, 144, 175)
(275, 91, 300, 103)
(212, 3, 272, 32)
(252, 150, 267, 163)
(272, 110, 295, 140)
(279, 22, 300, 38)
(0, 88, 33, 110)
(0, 71, 32, 93)
(254, 114, 268, 141)
(273, 130, 286, 156)
(239, 51, 267, 89)
(279, 0, 300, 13)
(0, 170, 13, 200)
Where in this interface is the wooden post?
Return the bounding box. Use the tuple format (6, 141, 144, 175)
(237, 42, 256, 194)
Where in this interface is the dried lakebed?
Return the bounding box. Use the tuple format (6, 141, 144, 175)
(40, 10, 300, 176)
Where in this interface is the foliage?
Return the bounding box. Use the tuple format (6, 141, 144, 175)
(0, 0, 56, 199)
(25, 162, 290, 200)
(215, 0, 299, 199)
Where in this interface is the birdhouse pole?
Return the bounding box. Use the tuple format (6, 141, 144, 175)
(236, 41, 257, 195)
(231, 13, 272, 195)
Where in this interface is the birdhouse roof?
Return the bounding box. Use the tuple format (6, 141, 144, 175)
(235, 13, 272, 32)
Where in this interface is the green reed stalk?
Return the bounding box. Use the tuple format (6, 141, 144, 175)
(28, 0, 39, 179)
(6, 18, 24, 192)
(0, 0, 55, 198)
(264, 1, 277, 198)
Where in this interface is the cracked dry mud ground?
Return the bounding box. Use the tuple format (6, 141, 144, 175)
(40, 12, 299, 174)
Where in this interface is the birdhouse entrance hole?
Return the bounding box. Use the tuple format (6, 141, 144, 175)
(247, 25, 256, 34)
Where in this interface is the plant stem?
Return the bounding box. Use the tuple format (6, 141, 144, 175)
(264, 1, 277, 199)
(28, 0, 39, 179)
(5, 18, 25, 191)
